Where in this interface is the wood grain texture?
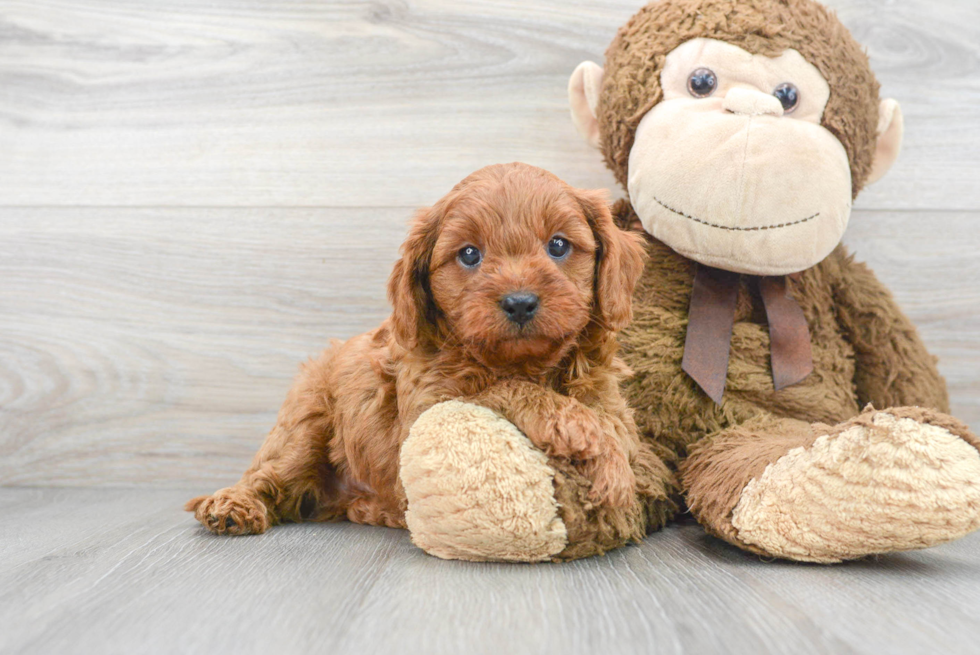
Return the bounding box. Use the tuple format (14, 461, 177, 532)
(0, 207, 408, 486)
(0, 0, 978, 209)
(0, 208, 977, 487)
(1, 488, 979, 655)
(0, 0, 978, 487)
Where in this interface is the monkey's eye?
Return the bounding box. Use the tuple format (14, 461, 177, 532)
(773, 83, 800, 113)
(547, 235, 571, 260)
(457, 245, 482, 268)
(687, 68, 717, 98)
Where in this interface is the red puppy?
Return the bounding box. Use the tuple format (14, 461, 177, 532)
(187, 163, 646, 535)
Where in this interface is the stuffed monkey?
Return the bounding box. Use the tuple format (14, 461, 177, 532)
(404, 0, 980, 563)
(560, 0, 980, 561)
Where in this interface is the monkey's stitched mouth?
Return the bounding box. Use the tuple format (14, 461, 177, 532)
(653, 195, 819, 232)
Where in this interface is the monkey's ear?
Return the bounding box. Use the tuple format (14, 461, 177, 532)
(568, 61, 604, 149)
(866, 98, 904, 186)
(387, 207, 441, 351)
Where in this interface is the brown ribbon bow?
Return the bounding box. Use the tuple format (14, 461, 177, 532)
(681, 264, 813, 405)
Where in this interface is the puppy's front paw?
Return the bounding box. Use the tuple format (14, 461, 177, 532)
(549, 401, 605, 460)
(185, 487, 270, 536)
(587, 453, 637, 509)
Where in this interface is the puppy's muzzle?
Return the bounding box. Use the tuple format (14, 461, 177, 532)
(500, 292, 539, 327)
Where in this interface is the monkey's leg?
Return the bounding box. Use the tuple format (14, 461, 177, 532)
(185, 352, 345, 536)
(680, 407, 980, 562)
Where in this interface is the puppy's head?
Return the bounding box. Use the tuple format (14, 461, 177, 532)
(388, 163, 645, 371)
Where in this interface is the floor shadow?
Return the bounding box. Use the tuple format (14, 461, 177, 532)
(678, 525, 980, 577)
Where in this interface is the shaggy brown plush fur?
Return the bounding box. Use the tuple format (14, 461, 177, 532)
(682, 406, 980, 559)
(612, 197, 957, 551)
(551, 442, 677, 560)
(582, 0, 973, 561)
(680, 414, 819, 555)
(680, 406, 979, 555)
(616, 199, 950, 461)
(186, 163, 670, 542)
(598, 0, 880, 198)
(618, 189, 970, 554)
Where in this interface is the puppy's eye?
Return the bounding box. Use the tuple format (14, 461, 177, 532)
(687, 68, 717, 98)
(457, 245, 482, 268)
(546, 236, 571, 260)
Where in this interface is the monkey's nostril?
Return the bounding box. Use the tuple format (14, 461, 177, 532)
(500, 292, 539, 326)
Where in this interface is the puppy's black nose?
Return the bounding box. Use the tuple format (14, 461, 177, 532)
(500, 292, 539, 326)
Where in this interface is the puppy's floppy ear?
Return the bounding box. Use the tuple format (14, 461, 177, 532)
(387, 206, 442, 350)
(576, 189, 646, 331)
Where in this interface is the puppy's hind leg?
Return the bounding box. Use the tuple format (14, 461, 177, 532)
(186, 350, 348, 535)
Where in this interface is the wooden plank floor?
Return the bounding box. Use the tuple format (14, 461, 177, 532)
(1, 487, 979, 655)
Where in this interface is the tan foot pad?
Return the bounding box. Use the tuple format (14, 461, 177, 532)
(731, 412, 980, 563)
(400, 400, 567, 562)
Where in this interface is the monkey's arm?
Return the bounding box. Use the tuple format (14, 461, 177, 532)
(828, 246, 949, 411)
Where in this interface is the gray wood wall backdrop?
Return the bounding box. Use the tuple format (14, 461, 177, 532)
(1, 0, 978, 488)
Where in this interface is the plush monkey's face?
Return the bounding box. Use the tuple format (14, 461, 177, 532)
(627, 39, 852, 275)
(570, 5, 904, 276)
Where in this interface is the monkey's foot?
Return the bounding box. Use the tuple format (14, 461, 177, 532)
(185, 487, 270, 536)
(400, 401, 568, 562)
(730, 408, 980, 563)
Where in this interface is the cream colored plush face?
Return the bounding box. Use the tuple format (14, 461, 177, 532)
(628, 39, 852, 275)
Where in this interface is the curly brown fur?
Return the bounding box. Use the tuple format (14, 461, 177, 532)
(186, 163, 657, 537)
(598, 0, 880, 197)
